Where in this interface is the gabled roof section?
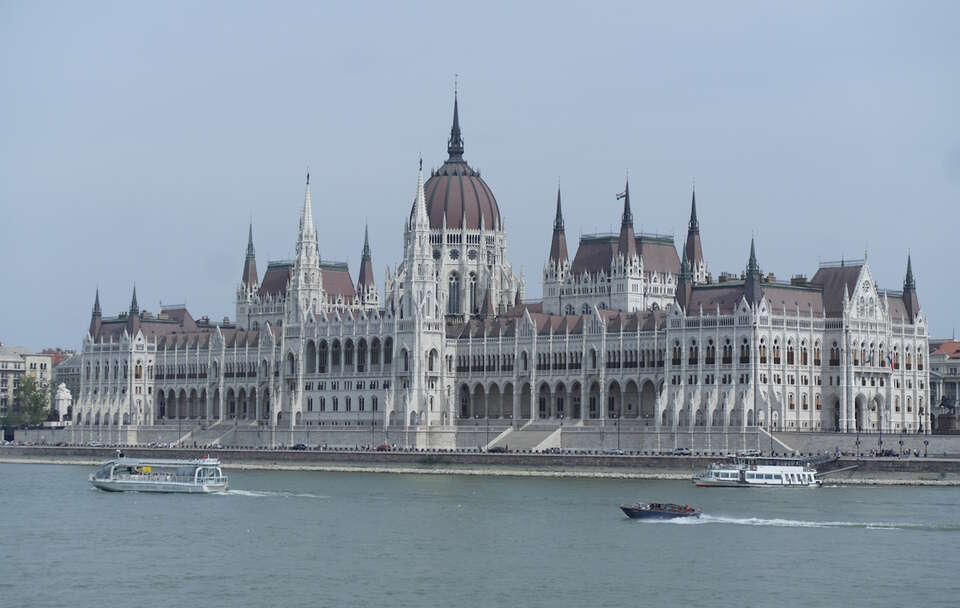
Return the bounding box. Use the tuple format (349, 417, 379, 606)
(258, 261, 293, 298)
(810, 263, 862, 316)
(320, 261, 357, 300)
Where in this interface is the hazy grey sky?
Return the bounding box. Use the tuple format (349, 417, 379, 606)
(2, 1, 958, 351)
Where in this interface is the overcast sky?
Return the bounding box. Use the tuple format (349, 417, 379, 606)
(1, 1, 958, 351)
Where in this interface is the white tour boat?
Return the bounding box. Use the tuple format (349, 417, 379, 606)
(89, 456, 228, 493)
(694, 456, 822, 488)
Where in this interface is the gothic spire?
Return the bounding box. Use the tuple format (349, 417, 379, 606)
(92, 288, 101, 317)
(747, 237, 759, 274)
(688, 187, 699, 232)
(745, 238, 762, 305)
(447, 90, 464, 161)
(683, 186, 704, 278)
(357, 223, 375, 295)
(904, 253, 915, 291)
(617, 178, 637, 261)
(413, 159, 429, 229)
(242, 221, 259, 288)
(903, 253, 920, 323)
(554, 186, 564, 231)
(89, 288, 102, 337)
(620, 178, 633, 227)
(549, 186, 569, 266)
(129, 285, 139, 316)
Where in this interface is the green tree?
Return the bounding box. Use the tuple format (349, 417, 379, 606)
(11, 376, 49, 427)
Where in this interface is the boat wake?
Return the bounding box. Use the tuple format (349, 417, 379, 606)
(224, 489, 327, 499)
(652, 514, 956, 531)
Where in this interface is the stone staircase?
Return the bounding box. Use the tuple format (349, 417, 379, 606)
(487, 423, 559, 451)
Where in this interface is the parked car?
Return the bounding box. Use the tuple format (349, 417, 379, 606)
(736, 449, 761, 457)
(292, 443, 308, 451)
(603, 448, 625, 455)
(487, 446, 507, 453)
(375, 443, 391, 451)
(672, 447, 692, 456)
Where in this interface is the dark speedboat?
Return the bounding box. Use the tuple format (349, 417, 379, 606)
(620, 502, 700, 519)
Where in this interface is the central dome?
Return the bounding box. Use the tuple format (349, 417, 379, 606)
(418, 95, 502, 232)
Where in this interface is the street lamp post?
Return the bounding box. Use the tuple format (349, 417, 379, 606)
(614, 413, 620, 451)
(855, 434, 861, 461)
(924, 439, 929, 458)
(559, 414, 564, 452)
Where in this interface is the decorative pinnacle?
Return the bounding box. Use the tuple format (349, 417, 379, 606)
(246, 221, 255, 256)
(93, 287, 101, 316)
(362, 223, 371, 259)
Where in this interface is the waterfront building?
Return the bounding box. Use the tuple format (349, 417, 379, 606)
(69, 94, 931, 444)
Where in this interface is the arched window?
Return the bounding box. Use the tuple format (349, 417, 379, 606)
(565, 304, 576, 315)
(786, 341, 795, 365)
(448, 273, 461, 314)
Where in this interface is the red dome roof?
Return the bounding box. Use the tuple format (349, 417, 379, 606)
(412, 93, 502, 232)
(423, 161, 501, 231)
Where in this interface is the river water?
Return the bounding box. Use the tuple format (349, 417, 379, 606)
(1, 463, 957, 608)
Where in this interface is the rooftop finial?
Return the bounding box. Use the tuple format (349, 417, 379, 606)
(306, 166, 310, 186)
(93, 287, 101, 316)
(904, 252, 915, 290)
(362, 222, 371, 259)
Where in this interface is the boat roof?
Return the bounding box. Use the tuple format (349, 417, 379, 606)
(108, 457, 222, 467)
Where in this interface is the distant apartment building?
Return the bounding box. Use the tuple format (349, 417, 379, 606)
(930, 340, 960, 432)
(0, 343, 53, 419)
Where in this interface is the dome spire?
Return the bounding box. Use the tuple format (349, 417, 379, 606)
(447, 83, 464, 161)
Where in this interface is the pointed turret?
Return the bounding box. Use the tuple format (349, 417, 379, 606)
(902, 253, 920, 323)
(241, 221, 259, 289)
(683, 187, 704, 280)
(548, 186, 569, 266)
(357, 223, 376, 297)
(447, 90, 464, 161)
(617, 179, 637, 261)
(745, 238, 762, 305)
(89, 288, 102, 337)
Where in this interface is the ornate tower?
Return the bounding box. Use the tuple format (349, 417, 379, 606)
(683, 187, 706, 283)
(236, 222, 260, 328)
(287, 172, 324, 324)
(543, 186, 570, 314)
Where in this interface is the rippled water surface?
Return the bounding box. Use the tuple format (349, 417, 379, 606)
(2, 463, 958, 607)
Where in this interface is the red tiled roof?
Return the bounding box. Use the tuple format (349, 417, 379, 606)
(810, 265, 861, 316)
(320, 263, 357, 300)
(258, 262, 292, 298)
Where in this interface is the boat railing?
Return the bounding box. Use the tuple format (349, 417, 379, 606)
(113, 472, 228, 484)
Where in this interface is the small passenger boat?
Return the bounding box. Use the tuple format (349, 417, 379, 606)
(89, 456, 228, 493)
(620, 502, 700, 519)
(694, 456, 822, 488)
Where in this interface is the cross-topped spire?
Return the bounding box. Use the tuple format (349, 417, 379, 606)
(447, 89, 464, 161)
(362, 223, 371, 260)
(93, 287, 101, 317)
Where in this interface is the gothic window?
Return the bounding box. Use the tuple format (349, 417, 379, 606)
(332, 340, 341, 367)
(319, 341, 329, 373)
(469, 273, 478, 314)
(370, 339, 380, 365)
(565, 304, 576, 315)
(448, 273, 461, 314)
(384, 338, 393, 365)
(759, 340, 767, 364)
(740, 339, 750, 364)
(787, 342, 795, 365)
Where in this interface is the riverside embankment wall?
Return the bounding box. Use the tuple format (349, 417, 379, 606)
(4, 446, 960, 484)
